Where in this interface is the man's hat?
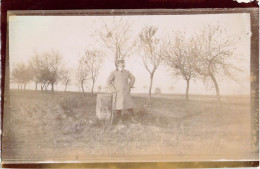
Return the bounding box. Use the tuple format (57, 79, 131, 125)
(115, 59, 125, 65)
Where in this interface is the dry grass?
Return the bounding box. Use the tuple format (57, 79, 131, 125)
(2, 90, 256, 162)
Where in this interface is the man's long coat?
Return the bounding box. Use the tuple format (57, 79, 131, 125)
(107, 70, 135, 110)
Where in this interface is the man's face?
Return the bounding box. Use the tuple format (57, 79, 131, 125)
(117, 63, 125, 70)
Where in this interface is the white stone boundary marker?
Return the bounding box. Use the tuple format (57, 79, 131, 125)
(96, 93, 113, 120)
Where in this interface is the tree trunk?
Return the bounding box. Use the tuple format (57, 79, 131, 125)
(210, 74, 220, 102)
(50, 83, 53, 91)
(46, 83, 49, 91)
(17, 84, 20, 90)
(91, 81, 95, 97)
(185, 79, 190, 101)
(81, 82, 85, 97)
(50, 83, 55, 94)
(35, 82, 38, 91)
(64, 84, 67, 92)
(24, 83, 26, 90)
(148, 73, 154, 101)
(41, 83, 44, 91)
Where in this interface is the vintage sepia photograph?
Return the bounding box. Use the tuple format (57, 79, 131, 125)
(1, 9, 259, 164)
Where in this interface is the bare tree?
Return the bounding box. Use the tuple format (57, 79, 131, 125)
(139, 26, 167, 101)
(11, 62, 33, 90)
(29, 53, 50, 91)
(11, 63, 25, 90)
(99, 17, 136, 62)
(32, 50, 64, 92)
(76, 56, 89, 96)
(82, 50, 103, 97)
(44, 50, 64, 92)
(23, 66, 33, 90)
(29, 54, 42, 91)
(164, 34, 197, 101)
(60, 69, 72, 92)
(194, 25, 240, 102)
(39, 66, 51, 91)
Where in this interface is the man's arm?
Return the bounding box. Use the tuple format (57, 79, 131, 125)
(107, 71, 117, 93)
(127, 70, 135, 88)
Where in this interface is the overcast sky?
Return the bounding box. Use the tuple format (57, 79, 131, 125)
(8, 13, 251, 95)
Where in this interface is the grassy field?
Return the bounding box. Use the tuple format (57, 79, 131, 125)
(2, 90, 256, 162)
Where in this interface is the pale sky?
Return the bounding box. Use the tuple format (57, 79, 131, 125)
(8, 13, 251, 95)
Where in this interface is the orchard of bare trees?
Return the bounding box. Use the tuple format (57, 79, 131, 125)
(76, 49, 103, 97)
(138, 26, 168, 101)
(11, 62, 33, 90)
(12, 50, 65, 92)
(12, 49, 103, 97)
(11, 18, 241, 102)
(164, 25, 241, 101)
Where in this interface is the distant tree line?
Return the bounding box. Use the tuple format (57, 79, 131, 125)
(12, 50, 65, 92)
(11, 49, 103, 97)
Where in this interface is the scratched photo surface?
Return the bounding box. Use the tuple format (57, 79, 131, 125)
(2, 12, 258, 163)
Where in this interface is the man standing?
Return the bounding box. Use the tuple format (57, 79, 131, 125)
(107, 59, 135, 124)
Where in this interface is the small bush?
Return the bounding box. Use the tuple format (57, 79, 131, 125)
(59, 97, 79, 117)
(63, 120, 86, 136)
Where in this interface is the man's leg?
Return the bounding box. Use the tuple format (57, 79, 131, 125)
(113, 110, 122, 124)
(127, 108, 136, 123)
(128, 108, 134, 114)
(116, 110, 122, 117)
